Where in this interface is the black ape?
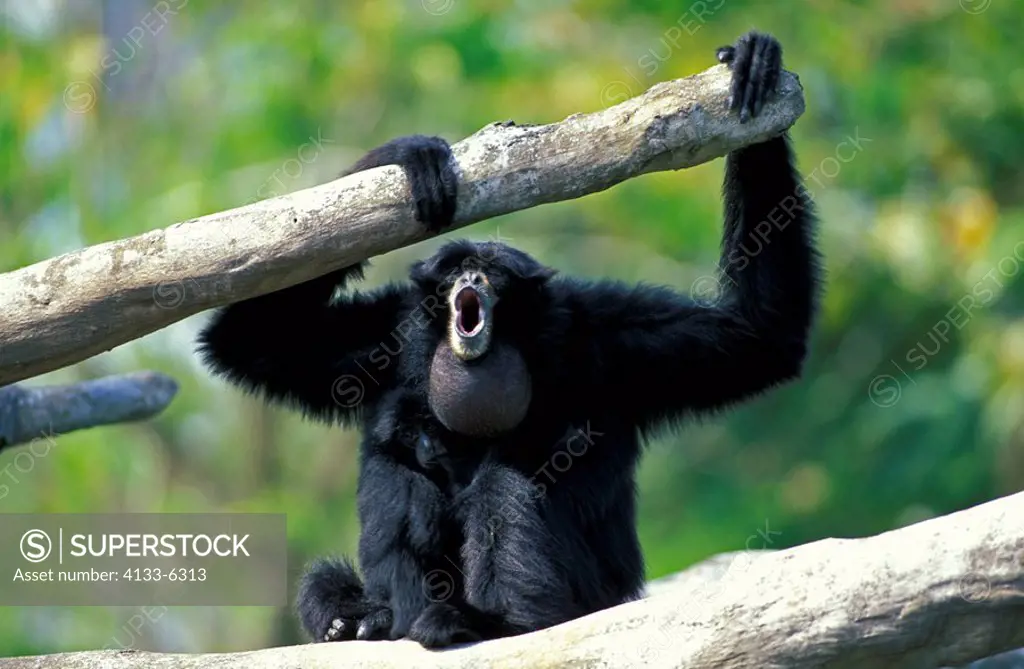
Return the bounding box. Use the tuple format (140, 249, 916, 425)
(197, 31, 821, 648)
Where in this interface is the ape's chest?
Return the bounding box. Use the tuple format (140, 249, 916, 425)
(415, 419, 606, 499)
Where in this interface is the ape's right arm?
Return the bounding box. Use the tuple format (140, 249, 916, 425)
(196, 264, 409, 424)
(197, 134, 458, 424)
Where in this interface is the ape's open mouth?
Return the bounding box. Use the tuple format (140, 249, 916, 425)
(455, 287, 485, 337)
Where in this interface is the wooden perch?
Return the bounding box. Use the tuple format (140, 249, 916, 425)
(0, 63, 805, 386)
(5, 491, 1022, 669)
(0, 371, 177, 449)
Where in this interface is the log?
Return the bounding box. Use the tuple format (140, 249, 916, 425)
(2, 491, 1021, 669)
(0, 63, 805, 386)
(0, 372, 178, 449)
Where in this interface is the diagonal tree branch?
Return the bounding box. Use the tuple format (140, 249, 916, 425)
(0, 63, 805, 386)
(1, 491, 1020, 668)
(0, 371, 178, 449)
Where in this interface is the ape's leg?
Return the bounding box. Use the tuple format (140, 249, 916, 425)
(296, 558, 391, 642)
(358, 450, 457, 640)
(406, 462, 586, 648)
(296, 454, 454, 645)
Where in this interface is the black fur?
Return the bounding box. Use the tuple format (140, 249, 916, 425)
(197, 31, 820, 648)
(345, 134, 458, 232)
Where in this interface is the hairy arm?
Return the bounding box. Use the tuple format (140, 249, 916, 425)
(197, 134, 458, 423)
(560, 33, 821, 429)
(197, 264, 409, 424)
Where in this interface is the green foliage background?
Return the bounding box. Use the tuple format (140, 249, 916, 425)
(2, 0, 1022, 655)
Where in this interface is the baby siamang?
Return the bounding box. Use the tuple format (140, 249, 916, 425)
(197, 30, 821, 648)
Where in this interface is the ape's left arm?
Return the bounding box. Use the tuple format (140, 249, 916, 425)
(559, 32, 821, 428)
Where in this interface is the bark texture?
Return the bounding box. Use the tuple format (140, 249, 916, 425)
(0, 64, 804, 386)
(2, 492, 1021, 669)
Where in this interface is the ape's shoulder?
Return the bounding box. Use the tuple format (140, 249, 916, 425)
(545, 276, 695, 327)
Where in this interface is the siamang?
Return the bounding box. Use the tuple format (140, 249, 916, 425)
(197, 30, 821, 648)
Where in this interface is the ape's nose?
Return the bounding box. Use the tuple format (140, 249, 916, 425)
(468, 272, 484, 286)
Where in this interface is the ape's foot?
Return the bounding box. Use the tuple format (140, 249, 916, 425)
(356, 606, 394, 641)
(322, 617, 357, 642)
(408, 602, 482, 648)
(315, 604, 393, 642)
(297, 557, 389, 643)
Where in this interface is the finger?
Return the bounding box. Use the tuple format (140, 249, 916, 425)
(738, 43, 759, 122)
(408, 152, 432, 226)
(444, 150, 458, 225)
(432, 147, 454, 229)
(745, 35, 773, 121)
(745, 37, 771, 121)
(422, 149, 445, 230)
(765, 41, 782, 94)
(716, 46, 735, 64)
(326, 617, 352, 642)
(356, 613, 392, 640)
(730, 39, 752, 114)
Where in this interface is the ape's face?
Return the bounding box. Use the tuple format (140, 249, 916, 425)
(447, 267, 494, 361)
(411, 240, 554, 436)
(410, 240, 555, 362)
